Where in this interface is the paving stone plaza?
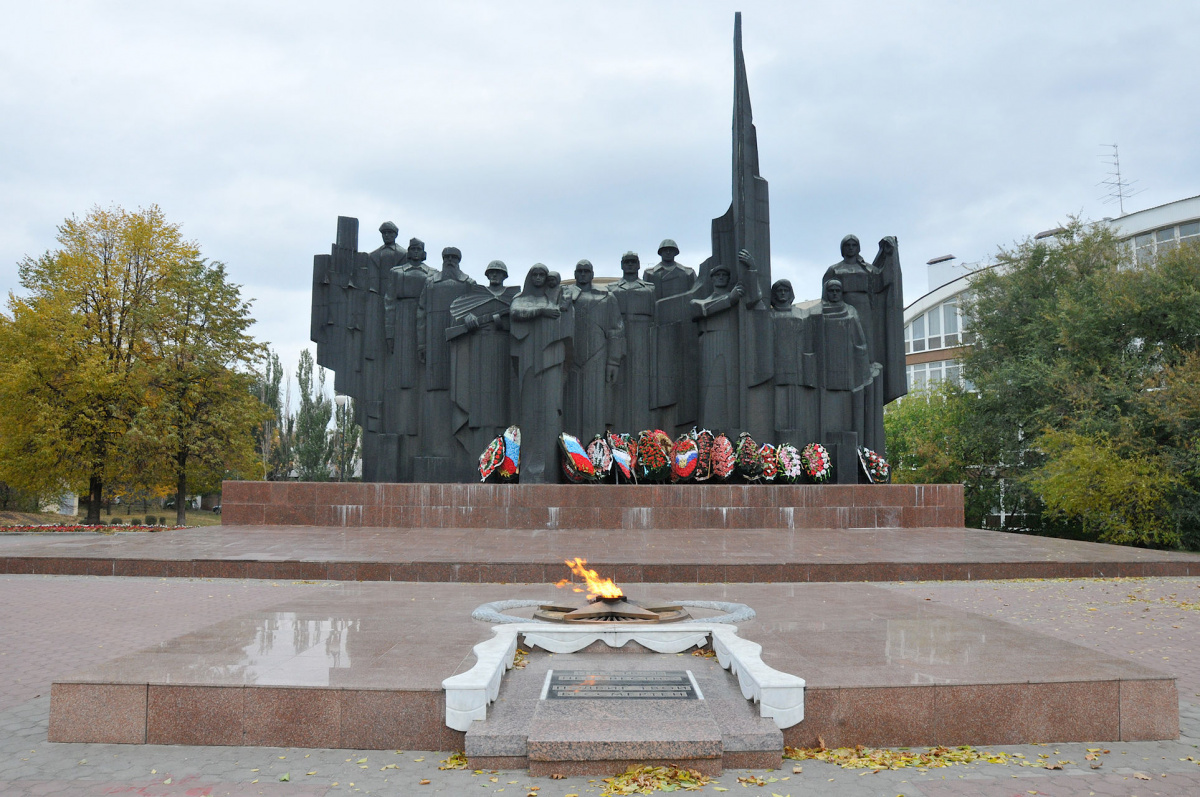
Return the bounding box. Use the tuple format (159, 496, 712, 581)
(3, 570, 1200, 796)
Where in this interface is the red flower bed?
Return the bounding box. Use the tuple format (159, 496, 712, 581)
(0, 524, 182, 533)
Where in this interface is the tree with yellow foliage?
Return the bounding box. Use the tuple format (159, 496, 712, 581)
(0, 205, 265, 524)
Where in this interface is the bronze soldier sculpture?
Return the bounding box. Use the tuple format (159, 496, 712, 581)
(448, 261, 519, 478)
(607, 252, 656, 433)
(415, 247, 476, 482)
(510, 265, 573, 484)
(645, 239, 701, 435)
(563, 259, 624, 440)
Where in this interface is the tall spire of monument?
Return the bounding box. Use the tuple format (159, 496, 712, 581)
(711, 11, 771, 299)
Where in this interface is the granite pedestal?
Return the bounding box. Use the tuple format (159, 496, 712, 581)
(218, 481, 967, 530)
(48, 581, 1179, 769)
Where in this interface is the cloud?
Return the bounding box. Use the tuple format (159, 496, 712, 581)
(3, 0, 1199, 380)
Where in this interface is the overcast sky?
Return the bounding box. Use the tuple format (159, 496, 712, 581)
(4, 1, 1199, 383)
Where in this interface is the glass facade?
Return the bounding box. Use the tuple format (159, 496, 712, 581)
(1134, 219, 1200, 264)
(906, 359, 965, 390)
(903, 207, 1198, 401)
(905, 298, 967, 354)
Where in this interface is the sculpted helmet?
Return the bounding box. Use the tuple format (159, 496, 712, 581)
(658, 238, 679, 256)
(485, 260, 508, 277)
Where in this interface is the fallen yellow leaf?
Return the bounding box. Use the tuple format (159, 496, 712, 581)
(439, 752, 468, 770)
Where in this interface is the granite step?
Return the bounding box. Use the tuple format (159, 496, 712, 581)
(465, 646, 782, 776)
(526, 700, 723, 776)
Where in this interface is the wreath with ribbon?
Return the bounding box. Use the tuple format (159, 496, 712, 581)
(800, 442, 831, 484)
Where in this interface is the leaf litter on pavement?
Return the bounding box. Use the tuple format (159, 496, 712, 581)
(439, 751, 468, 770)
(601, 764, 711, 794)
(785, 743, 1014, 771)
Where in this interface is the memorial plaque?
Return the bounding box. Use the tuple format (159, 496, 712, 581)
(544, 670, 699, 700)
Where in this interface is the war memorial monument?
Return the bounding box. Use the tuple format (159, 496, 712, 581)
(308, 15, 903, 487)
(32, 13, 1192, 779)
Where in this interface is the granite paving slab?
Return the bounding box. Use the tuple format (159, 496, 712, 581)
(47, 580, 1178, 752)
(4, 523, 1198, 583)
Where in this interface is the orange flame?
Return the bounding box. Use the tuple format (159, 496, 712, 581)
(555, 557, 624, 600)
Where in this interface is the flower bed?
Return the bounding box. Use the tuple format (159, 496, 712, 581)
(0, 524, 182, 533)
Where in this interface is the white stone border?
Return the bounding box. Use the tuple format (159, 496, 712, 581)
(441, 623, 805, 732)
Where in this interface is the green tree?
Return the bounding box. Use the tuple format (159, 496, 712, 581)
(330, 395, 361, 481)
(0, 205, 195, 523)
(144, 259, 266, 525)
(1027, 428, 1180, 546)
(252, 351, 287, 480)
(884, 383, 1001, 528)
(0, 205, 267, 524)
(886, 383, 970, 484)
(955, 221, 1200, 547)
(294, 348, 332, 481)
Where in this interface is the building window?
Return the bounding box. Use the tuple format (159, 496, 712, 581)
(927, 360, 943, 384)
(908, 362, 927, 390)
(1135, 232, 1155, 264)
(943, 298, 960, 347)
(1129, 219, 1200, 262)
(1181, 221, 1200, 249)
(911, 314, 926, 352)
(1157, 227, 1178, 254)
(926, 304, 942, 350)
(906, 359, 968, 392)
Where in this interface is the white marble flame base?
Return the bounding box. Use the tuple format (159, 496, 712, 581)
(442, 623, 805, 732)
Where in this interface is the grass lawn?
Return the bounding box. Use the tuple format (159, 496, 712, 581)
(0, 508, 223, 528)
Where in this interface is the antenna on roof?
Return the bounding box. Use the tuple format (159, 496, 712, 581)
(1097, 144, 1144, 216)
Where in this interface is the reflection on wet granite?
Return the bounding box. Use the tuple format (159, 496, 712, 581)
(56, 581, 1178, 694)
(885, 618, 987, 674)
(51, 581, 1181, 749)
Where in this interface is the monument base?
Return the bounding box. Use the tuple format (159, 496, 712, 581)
(219, 481, 963, 529)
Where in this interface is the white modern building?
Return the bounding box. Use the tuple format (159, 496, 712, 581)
(902, 193, 1200, 389)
